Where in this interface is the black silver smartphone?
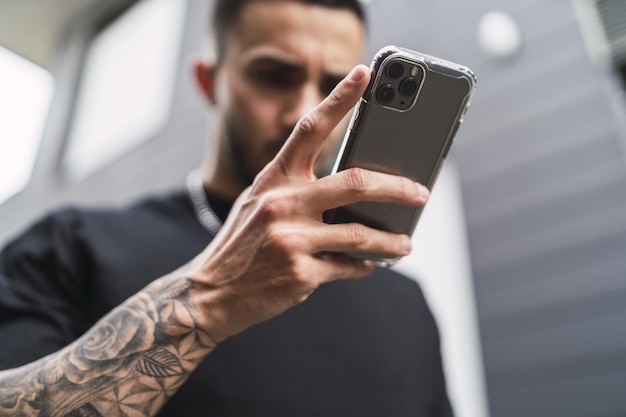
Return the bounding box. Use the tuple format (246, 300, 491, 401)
(324, 45, 476, 266)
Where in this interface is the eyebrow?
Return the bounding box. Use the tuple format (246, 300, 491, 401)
(247, 56, 349, 82)
(322, 73, 346, 86)
(247, 56, 304, 73)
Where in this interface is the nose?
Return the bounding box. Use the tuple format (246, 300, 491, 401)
(281, 83, 324, 130)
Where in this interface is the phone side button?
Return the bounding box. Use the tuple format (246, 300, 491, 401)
(443, 121, 461, 157)
(347, 108, 361, 132)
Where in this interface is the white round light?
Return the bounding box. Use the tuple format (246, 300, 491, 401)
(477, 11, 522, 62)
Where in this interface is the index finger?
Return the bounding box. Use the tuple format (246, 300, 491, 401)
(276, 64, 371, 175)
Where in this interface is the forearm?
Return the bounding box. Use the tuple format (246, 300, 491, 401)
(0, 272, 216, 417)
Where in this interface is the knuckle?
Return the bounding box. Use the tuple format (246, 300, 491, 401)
(257, 193, 286, 221)
(296, 113, 317, 137)
(398, 176, 411, 200)
(266, 225, 302, 253)
(348, 224, 369, 250)
(277, 257, 317, 296)
(344, 168, 370, 193)
(290, 259, 311, 285)
(326, 86, 344, 108)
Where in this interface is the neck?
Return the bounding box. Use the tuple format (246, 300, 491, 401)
(201, 165, 242, 204)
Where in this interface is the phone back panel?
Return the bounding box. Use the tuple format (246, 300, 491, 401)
(325, 47, 475, 241)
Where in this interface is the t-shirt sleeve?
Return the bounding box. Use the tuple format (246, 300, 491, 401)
(0, 209, 90, 369)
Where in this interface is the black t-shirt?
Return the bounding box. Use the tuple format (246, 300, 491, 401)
(0, 190, 452, 416)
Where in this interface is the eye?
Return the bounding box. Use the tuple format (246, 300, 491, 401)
(319, 76, 343, 97)
(249, 67, 301, 91)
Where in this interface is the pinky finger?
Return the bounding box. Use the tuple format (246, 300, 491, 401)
(314, 253, 375, 284)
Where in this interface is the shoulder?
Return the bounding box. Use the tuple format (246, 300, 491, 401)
(1, 189, 190, 265)
(11, 189, 189, 233)
(1, 206, 85, 261)
(71, 189, 191, 227)
(52, 189, 194, 240)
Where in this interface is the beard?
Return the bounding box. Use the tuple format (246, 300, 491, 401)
(224, 118, 346, 187)
(224, 118, 283, 188)
(229, 138, 266, 188)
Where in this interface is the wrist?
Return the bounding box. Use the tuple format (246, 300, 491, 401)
(184, 276, 237, 345)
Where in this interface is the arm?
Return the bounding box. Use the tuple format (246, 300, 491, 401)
(0, 64, 429, 417)
(0, 272, 214, 417)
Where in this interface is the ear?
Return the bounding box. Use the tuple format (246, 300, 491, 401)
(193, 58, 217, 105)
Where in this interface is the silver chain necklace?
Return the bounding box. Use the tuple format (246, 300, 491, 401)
(185, 170, 223, 236)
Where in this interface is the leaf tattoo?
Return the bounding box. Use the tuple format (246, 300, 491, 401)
(136, 348, 185, 378)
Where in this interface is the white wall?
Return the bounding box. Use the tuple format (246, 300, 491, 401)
(394, 163, 490, 417)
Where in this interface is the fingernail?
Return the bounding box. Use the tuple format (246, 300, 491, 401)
(417, 182, 430, 199)
(403, 236, 412, 255)
(349, 66, 365, 82)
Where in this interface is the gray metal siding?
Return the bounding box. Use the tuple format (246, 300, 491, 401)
(367, 0, 626, 415)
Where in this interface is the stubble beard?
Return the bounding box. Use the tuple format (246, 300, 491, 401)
(224, 119, 278, 189)
(224, 119, 345, 189)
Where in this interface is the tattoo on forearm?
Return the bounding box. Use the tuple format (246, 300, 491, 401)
(0, 276, 215, 417)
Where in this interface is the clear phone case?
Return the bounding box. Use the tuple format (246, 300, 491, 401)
(324, 45, 477, 266)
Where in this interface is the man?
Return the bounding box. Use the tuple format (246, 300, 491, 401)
(0, 0, 453, 416)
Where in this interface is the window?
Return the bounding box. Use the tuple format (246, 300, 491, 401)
(0, 46, 54, 204)
(62, 0, 187, 180)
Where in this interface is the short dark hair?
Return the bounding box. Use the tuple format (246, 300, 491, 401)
(211, 0, 366, 62)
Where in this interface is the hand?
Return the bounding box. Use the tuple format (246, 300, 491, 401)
(186, 64, 430, 342)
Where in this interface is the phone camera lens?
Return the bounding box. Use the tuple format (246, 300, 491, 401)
(386, 62, 404, 79)
(399, 77, 418, 97)
(376, 84, 395, 104)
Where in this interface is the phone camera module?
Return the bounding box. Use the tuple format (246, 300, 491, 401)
(386, 62, 404, 79)
(399, 77, 418, 97)
(377, 61, 422, 110)
(376, 83, 395, 104)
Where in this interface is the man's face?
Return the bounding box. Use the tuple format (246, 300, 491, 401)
(210, 1, 365, 185)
